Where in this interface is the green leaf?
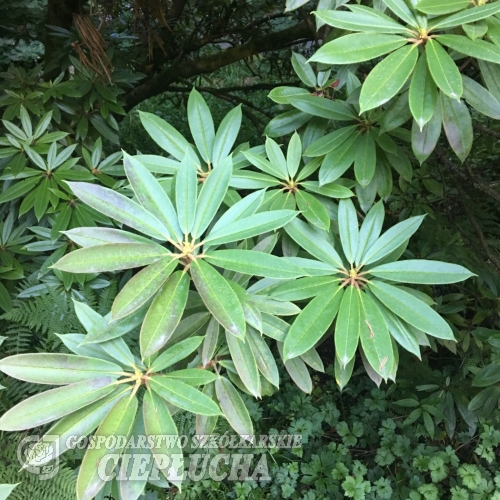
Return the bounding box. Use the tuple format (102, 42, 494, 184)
(426, 39, 463, 100)
(77, 394, 137, 500)
(291, 52, 316, 87)
(284, 286, 343, 360)
(188, 88, 215, 164)
(441, 92, 473, 162)
(296, 190, 330, 231)
(0, 176, 39, 203)
(300, 347, 324, 373)
(0, 377, 115, 431)
(68, 182, 170, 240)
(192, 156, 232, 238)
(140, 271, 190, 359)
(0, 354, 121, 385)
(360, 45, 418, 113)
(314, 6, 407, 34)
(63, 227, 157, 247)
(176, 151, 198, 236)
(111, 258, 178, 320)
(277, 341, 313, 393)
(319, 132, 359, 185)
(53, 243, 170, 273)
(382, 0, 418, 26)
(285, 217, 343, 269)
(213, 105, 242, 166)
(359, 291, 394, 380)
(417, 0, 470, 16)
(150, 377, 221, 415)
(368, 280, 455, 340)
(301, 180, 354, 199)
(271, 276, 339, 301)
(286, 132, 302, 178)
(204, 249, 305, 278)
(462, 21, 488, 40)
(190, 259, 246, 339)
(353, 131, 377, 188)
(360, 215, 425, 266)
(368, 259, 475, 284)
(355, 200, 385, 266)
(338, 198, 359, 264)
(246, 327, 279, 388)
(215, 377, 254, 438)
(149, 336, 204, 372)
(335, 353, 355, 390)
(431, 2, 500, 29)
(436, 34, 500, 64)
(265, 137, 289, 179)
(305, 125, 357, 158)
(472, 364, 500, 387)
(411, 98, 443, 164)
(123, 153, 183, 242)
(309, 33, 407, 65)
(162, 369, 218, 386)
(202, 317, 220, 367)
(142, 390, 183, 485)
(462, 75, 500, 119)
(0, 485, 17, 500)
(225, 330, 260, 398)
(204, 210, 297, 246)
(286, 95, 356, 121)
(410, 52, 438, 129)
(335, 286, 361, 367)
(264, 109, 312, 138)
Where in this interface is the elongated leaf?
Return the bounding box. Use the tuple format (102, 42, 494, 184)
(277, 341, 313, 393)
(338, 198, 359, 265)
(53, 243, 169, 273)
(77, 395, 137, 500)
(368, 259, 475, 284)
(0, 354, 121, 385)
(63, 227, 157, 248)
(295, 190, 330, 230)
(410, 52, 438, 129)
(284, 286, 343, 360)
(353, 131, 377, 188)
(369, 280, 455, 340)
(190, 259, 246, 339)
(360, 45, 418, 113)
(111, 258, 178, 320)
(205, 249, 305, 278)
(187, 88, 215, 163)
(162, 369, 218, 386)
(149, 336, 204, 372)
(441, 92, 473, 162)
(432, 2, 500, 29)
(335, 286, 361, 367)
(319, 132, 359, 185)
(382, 0, 417, 26)
(355, 200, 385, 266)
(314, 6, 407, 34)
(417, 0, 470, 16)
(204, 210, 297, 246)
(291, 52, 316, 87)
(142, 390, 183, 486)
(68, 182, 170, 240)
(305, 125, 357, 158)
(215, 377, 254, 438)
(301, 180, 354, 199)
(287, 132, 302, 178)
(271, 276, 339, 301)
(266, 137, 289, 179)
(411, 98, 443, 164)
(202, 317, 220, 367)
(309, 33, 407, 65)
(225, 330, 260, 398)
(139, 111, 190, 160)
(140, 271, 190, 358)
(213, 105, 242, 166)
(436, 34, 500, 64)
(124, 153, 183, 242)
(359, 291, 393, 380)
(426, 39, 463, 100)
(0, 377, 115, 431)
(285, 217, 343, 269)
(176, 152, 198, 236)
(360, 216, 425, 266)
(246, 327, 279, 388)
(191, 156, 232, 238)
(286, 95, 356, 121)
(462, 75, 500, 119)
(150, 377, 221, 415)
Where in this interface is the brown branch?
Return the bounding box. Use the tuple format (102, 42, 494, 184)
(124, 20, 313, 110)
(473, 121, 500, 139)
